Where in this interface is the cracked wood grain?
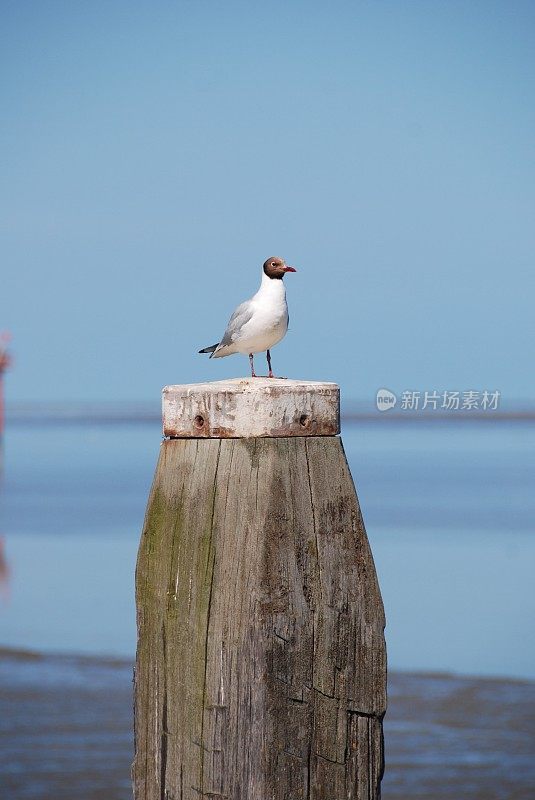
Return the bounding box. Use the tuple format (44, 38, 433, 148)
(133, 436, 386, 800)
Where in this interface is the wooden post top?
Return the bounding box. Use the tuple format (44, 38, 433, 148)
(163, 378, 340, 438)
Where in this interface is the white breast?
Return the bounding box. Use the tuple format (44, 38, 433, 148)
(233, 275, 289, 354)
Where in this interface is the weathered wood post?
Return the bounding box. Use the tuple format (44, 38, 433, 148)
(133, 378, 386, 800)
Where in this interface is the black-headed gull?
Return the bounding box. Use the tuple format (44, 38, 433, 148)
(199, 256, 297, 377)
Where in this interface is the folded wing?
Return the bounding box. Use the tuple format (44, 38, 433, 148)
(211, 301, 255, 357)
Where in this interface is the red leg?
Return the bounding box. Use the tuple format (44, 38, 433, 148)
(249, 353, 257, 378)
(266, 349, 274, 378)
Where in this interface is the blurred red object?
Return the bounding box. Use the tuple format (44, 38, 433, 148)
(0, 536, 10, 601)
(0, 331, 12, 436)
(0, 331, 11, 372)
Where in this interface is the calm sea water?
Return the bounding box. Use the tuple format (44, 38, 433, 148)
(0, 417, 534, 679)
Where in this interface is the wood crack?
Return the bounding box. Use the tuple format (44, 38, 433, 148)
(199, 440, 221, 796)
(160, 624, 168, 800)
(315, 751, 346, 766)
(347, 708, 385, 721)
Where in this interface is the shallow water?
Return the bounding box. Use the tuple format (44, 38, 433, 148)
(0, 417, 534, 679)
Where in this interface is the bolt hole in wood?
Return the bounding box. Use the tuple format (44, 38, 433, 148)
(299, 414, 310, 428)
(194, 414, 205, 429)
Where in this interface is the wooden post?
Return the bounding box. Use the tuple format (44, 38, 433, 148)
(133, 379, 386, 800)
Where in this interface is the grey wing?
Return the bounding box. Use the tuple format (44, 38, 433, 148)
(218, 300, 255, 347)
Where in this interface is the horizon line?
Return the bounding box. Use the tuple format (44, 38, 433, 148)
(3, 399, 535, 424)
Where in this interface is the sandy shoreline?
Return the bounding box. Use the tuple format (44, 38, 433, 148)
(1, 647, 534, 799)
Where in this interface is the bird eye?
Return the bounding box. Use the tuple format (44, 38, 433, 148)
(271, 262, 276, 266)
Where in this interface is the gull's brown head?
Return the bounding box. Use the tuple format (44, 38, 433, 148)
(263, 256, 297, 280)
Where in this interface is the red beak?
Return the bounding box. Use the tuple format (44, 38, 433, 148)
(283, 266, 297, 272)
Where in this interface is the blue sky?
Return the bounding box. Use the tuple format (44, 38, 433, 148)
(1, 0, 534, 403)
